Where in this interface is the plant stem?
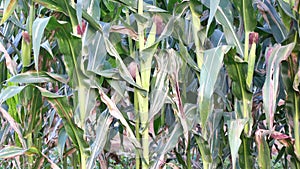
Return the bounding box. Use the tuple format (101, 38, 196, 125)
(126, 7, 141, 169)
(294, 94, 300, 159)
(242, 136, 252, 169)
(137, 0, 150, 168)
(134, 90, 141, 169)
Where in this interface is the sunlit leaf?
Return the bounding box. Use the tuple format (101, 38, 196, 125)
(8, 71, 53, 83)
(0, 146, 26, 159)
(0, 0, 17, 25)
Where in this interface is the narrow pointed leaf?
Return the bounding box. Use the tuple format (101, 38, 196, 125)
(0, 0, 17, 25)
(32, 17, 52, 71)
(255, 131, 271, 169)
(87, 114, 112, 169)
(0, 107, 26, 148)
(0, 86, 26, 104)
(198, 46, 230, 131)
(8, 71, 53, 83)
(152, 123, 183, 169)
(255, 1, 288, 42)
(0, 146, 26, 159)
(207, 0, 220, 35)
(215, 1, 243, 56)
(98, 88, 141, 148)
(228, 119, 247, 169)
(232, 0, 256, 33)
(263, 43, 295, 129)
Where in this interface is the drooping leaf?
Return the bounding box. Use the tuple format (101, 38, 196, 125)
(0, 86, 26, 104)
(224, 48, 253, 135)
(194, 133, 212, 166)
(0, 41, 17, 75)
(255, 1, 288, 43)
(57, 128, 68, 162)
(32, 17, 52, 71)
(104, 35, 143, 90)
(149, 50, 169, 120)
(0, 107, 26, 148)
(47, 97, 89, 165)
(41, 40, 54, 58)
(97, 87, 141, 148)
(87, 31, 107, 72)
(8, 71, 54, 83)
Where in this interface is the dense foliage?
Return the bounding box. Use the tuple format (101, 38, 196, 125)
(0, 0, 299, 168)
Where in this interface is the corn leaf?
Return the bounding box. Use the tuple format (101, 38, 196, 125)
(263, 43, 295, 129)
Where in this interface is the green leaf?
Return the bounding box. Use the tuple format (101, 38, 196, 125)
(255, 131, 271, 169)
(0, 86, 26, 104)
(47, 97, 89, 164)
(0, 146, 26, 159)
(178, 38, 200, 72)
(32, 17, 51, 71)
(149, 50, 169, 120)
(194, 134, 212, 167)
(215, 0, 243, 56)
(86, 0, 100, 21)
(97, 87, 141, 148)
(104, 37, 143, 90)
(57, 129, 67, 162)
(87, 114, 112, 169)
(86, 31, 107, 72)
(255, 1, 288, 43)
(232, 0, 256, 33)
(198, 46, 230, 134)
(207, 0, 220, 35)
(8, 71, 54, 83)
(228, 119, 247, 169)
(32, 17, 65, 71)
(152, 123, 183, 169)
(41, 41, 54, 58)
(0, 107, 26, 148)
(263, 43, 295, 129)
(34, 0, 102, 32)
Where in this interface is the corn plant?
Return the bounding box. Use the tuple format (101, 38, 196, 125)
(0, 0, 299, 168)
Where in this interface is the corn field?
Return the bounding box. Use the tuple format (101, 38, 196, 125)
(0, 0, 299, 168)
